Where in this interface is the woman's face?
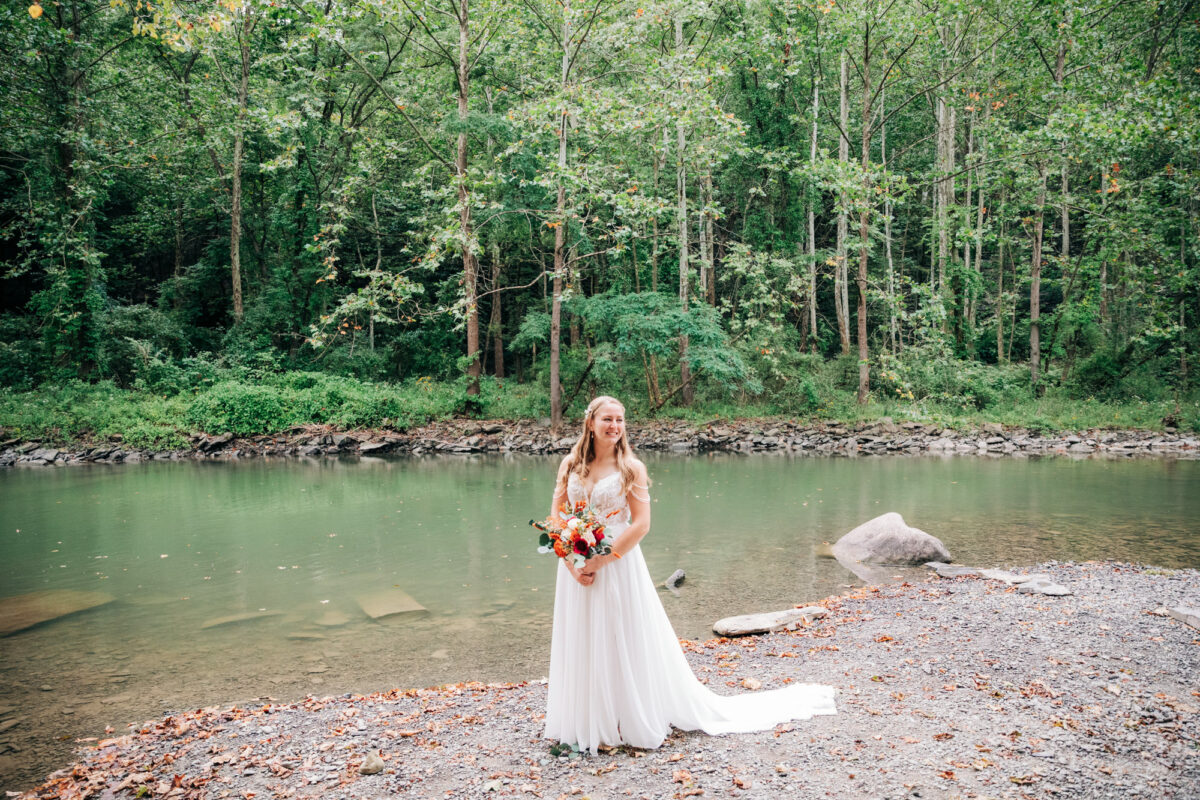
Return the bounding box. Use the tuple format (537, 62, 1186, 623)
(589, 402, 626, 447)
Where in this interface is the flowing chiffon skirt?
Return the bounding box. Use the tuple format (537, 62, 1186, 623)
(544, 523, 837, 752)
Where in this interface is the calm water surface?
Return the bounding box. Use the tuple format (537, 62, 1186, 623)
(1, 453, 1198, 790)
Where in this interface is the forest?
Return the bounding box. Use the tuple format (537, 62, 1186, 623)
(1, 0, 1197, 445)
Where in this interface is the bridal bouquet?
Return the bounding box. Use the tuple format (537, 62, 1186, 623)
(531, 501, 615, 569)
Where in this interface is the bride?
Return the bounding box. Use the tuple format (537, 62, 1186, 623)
(544, 395, 837, 753)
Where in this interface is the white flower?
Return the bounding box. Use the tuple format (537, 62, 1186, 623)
(567, 517, 582, 530)
(582, 529, 596, 547)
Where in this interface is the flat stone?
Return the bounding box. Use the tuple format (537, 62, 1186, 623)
(1017, 578, 1073, 596)
(355, 588, 426, 620)
(713, 606, 828, 637)
(980, 569, 1043, 585)
(1167, 606, 1199, 630)
(926, 562, 979, 578)
(200, 610, 285, 629)
(29, 448, 59, 462)
(314, 610, 352, 627)
(0, 590, 115, 636)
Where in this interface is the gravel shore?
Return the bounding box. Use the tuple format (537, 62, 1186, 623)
(18, 561, 1198, 799)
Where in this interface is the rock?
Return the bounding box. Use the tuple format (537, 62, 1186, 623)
(199, 610, 285, 629)
(927, 437, 955, 450)
(0, 590, 115, 637)
(357, 751, 385, 775)
(29, 448, 59, 463)
(663, 569, 686, 590)
(355, 588, 426, 620)
(833, 512, 952, 565)
(981, 422, 1004, 434)
(741, 678, 762, 690)
(713, 606, 827, 637)
(1167, 606, 1199, 630)
(359, 441, 391, 453)
(0, 718, 24, 734)
(980, 569, 1043, 585)
(1017, 577, 1073, 596)
(200, 432, 233, 452)
(926, 562, 979, 578)
(314, 610, 352, 627)
(286, 631, 327, 641)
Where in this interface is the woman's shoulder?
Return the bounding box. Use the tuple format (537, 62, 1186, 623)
(627, 456, 648, 478)
(556, 454, 575, 478)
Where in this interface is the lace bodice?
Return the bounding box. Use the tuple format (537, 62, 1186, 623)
(567, 471, 630, 527)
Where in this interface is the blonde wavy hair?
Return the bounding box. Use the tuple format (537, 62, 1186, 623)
(557, 395, 640, 497)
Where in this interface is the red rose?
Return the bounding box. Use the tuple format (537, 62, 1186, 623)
(595, 528, 605, 542)
(573, 538, 589, 555)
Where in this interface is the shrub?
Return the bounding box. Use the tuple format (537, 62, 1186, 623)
(186, 381, 288, 435)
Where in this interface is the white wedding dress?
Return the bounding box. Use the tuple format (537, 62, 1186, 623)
(544, 471, 837, 752)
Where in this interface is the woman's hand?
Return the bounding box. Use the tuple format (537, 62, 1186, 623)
(566, 560, 594, 587)
(580, 553, 612, 577)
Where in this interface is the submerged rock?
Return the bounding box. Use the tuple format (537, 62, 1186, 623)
(0, 589, 115, 636)
(199, 610, 285, 629)
(833, 512, 952, 566)
(355, 588, 426, 620)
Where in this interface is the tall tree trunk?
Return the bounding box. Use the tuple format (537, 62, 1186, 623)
(703, 174, 715, 305)
(807, 74, 819, 354)
(1030, 164, 1047, 393)
(882, 83, 896, 354)
(457, 0, 480, 396)
(855, 29, 872, 404)
(835, 51, 850, 354)
(549, 0, 570, 428)
(490, 242, 504, 378)
(676, 14, 692, 405)
(230, 24, 250, 324)
(995, 235, 1004, 363)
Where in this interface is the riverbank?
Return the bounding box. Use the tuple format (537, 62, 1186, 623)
(13, 561, 1199, 799)
(4, 417, 1198, 467)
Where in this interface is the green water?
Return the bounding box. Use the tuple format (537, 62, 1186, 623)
(1, 453, 1198, 790)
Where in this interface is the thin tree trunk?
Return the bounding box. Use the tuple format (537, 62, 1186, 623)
(995, 235, 1004, 363)
(1030, 164, 1047, 392)
(704, 174, 715, 305)
(490, 242, 504, 377)
(230, 24, 250, 324)
(457, 0, 480, 396)
(676, 13, 692, 406)
(835, 51, 850, 354)
(807, 74, 819, 354)
(882, 84, 896, 355)
(855, 30, 872, 404)
(549, 0, 570, 428)
(370, 192, 382, 351)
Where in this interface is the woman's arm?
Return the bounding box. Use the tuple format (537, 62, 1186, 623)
(581, 460, 651, 575)
(552, 457, 594, 586)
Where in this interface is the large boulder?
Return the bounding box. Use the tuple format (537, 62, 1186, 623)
(833, 512, 951, 566)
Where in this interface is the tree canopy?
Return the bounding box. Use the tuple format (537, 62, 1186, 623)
(2, 0, 1197, 427)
